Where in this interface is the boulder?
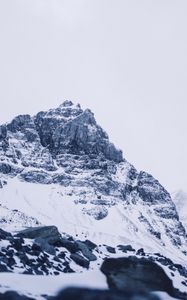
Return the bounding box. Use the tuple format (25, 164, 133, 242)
(70, 253, 90, 269)
(83, 240, 97, 250)
(33, 237, 56, 255)
(16, 226, 62, 245)
(0, 291, 34, 300)
(106, 246, 116, 254)
(0, 228, 12, 240)
(117, 245, 135, 252)
(101, 257, 175, 296)
(75, 241, 97, 261)
(60, 238, 79, 253)
(54, 288, 160, 300)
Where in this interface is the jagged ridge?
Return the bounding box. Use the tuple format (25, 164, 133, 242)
(0, 101, 186, 260)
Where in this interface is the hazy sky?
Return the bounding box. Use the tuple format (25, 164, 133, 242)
(0, 0, 187, 193)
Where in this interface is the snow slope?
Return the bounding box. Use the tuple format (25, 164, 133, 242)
(172, 190, 187, 230)
(0, 271, 107, 300)
(0, 271, 182, 300)
(0, 177, 186, 267)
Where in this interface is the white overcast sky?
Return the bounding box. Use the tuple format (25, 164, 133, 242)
(0, 0, 186, 193)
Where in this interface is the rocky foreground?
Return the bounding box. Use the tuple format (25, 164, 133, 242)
(0, 226, 186, 299)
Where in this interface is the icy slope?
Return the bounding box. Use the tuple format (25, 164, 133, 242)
(173, 190, 187, 230)
(0, 177, 186, 266)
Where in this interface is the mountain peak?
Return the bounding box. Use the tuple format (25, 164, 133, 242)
(0, 101, 123, 163)
(40, 101, 83, 120)
(0, 101, 187, 263)
(60, 100, 74, 107)
(34, 103, 123, 162)
(59, 100, 81, 109)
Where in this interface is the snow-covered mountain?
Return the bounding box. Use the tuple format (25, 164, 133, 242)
(0, 101, 186, 258)
(172, 190, 187, 230)
(0, 101, 187, 299)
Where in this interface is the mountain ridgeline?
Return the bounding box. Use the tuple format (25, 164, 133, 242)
(0, 101, 186, 253)
(0, 101, 187, 300)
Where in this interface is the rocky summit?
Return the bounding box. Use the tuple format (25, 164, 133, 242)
(0, 100, 122, 173)
(0, 101, 187, 299)
(0, 101, 186, 251)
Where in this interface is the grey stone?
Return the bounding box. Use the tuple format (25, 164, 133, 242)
(19, 170, 53, 184)
(101, 257, 176, 297)
(0, 228, 12, 240)
(54, 288, 160, 300)
(75, 241, 97, 261)
(0, 291, 34, 300)
(33, 237, 56, 255)
(70, 253, 90, 269)
(0, 125, 7, 140)
(16, 226, 62, 245)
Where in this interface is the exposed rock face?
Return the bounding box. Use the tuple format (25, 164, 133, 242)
(124, 170, 187, 247)
(0, 228, 11, 239)
(172, 190, 187, 230)
(0, 125, 7, 140)
(0, 101, 122, 175)
(16, 226, 62, 245)
(34, 103, 123, 162)
(0, 115, 55, 172)
(32, 100, 120, 163)
(0, 101, 186, 255)
(101, 257, 186, 299)
(83, 206, 108, 220)
(34, 101, 83, 148)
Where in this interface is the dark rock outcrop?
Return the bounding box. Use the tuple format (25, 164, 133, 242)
(0, 162, 12, 174)
(33, 237, 56, 255)
(16, 226, 62, 245)
(34, 103, 123, 163)
(0, 125, 7, 140)
(0, 291, 34, 300)
(0, 227, 100, 274)
(0, 228, 12, 240)
(101, 257, 175, 296)
(54, 288, 160, 300)
(137, 172, 172, 205)
(75, 241, 97, 261)
(83, 206, 108, 220)
(70, 253, 90, 269)
(0, 227, 186, 300)
(19, 170, 53, 184)
(7, 115, 35, 134)
(117, 245, 135, 253)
